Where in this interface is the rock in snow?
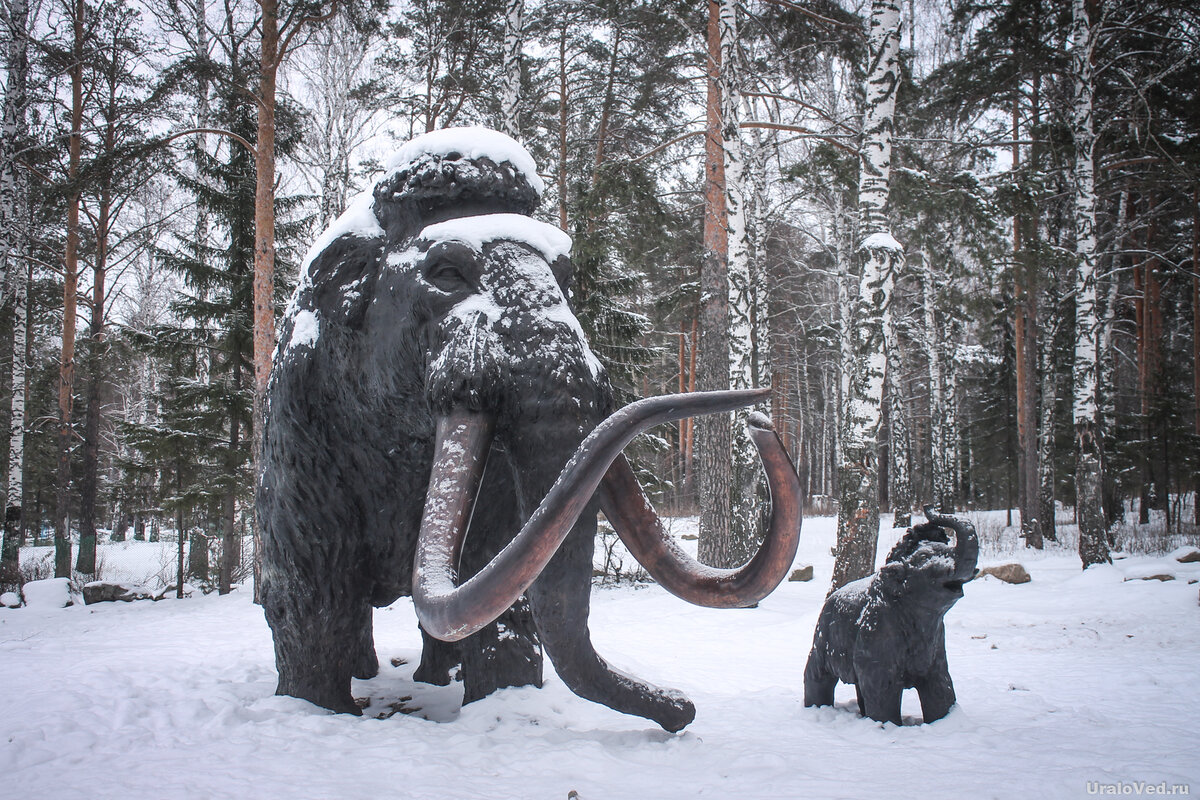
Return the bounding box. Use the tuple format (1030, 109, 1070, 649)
(788, 565, 814, 582)
(1171, 546, 1200, 564)
(978, 563, 1031, 584)
(0, 590, 20, 608)
(82, 581, 155, 605)
(21, 577, 72, 607)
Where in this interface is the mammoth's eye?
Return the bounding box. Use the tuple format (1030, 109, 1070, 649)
(421, 241, 479, 292)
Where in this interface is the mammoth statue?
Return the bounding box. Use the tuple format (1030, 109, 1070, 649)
(803, 506, 978, 725)
(259, 127, 802, 732)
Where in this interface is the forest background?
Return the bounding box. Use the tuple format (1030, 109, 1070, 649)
(0, 0, 1196, 595)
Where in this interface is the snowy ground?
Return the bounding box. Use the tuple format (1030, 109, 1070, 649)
(2, 513, 1198, 800)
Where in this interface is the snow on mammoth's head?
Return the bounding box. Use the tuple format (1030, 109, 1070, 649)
(373, 127, 543, 222)
(416, 214, 572, 265)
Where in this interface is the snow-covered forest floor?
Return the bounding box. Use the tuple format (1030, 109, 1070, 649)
(2, 512, 1198, 800)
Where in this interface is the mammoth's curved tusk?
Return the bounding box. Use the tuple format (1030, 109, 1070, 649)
(597, 412, 802, 608)
(413, 388, 774, 642)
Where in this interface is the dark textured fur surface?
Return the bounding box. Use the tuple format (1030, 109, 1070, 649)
(258, 144, 695, 730)
(803, 515, 977, 725)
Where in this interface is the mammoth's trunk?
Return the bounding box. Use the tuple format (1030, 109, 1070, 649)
(924, 505, 979, 582)
(414, 389, 800, 642)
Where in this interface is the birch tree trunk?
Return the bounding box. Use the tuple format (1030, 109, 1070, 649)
(832, 0, 903, 590)
(923, 249, 951, 511)
(719, 0, 763, 565)
(887, 299, 912, 527)
(1073, 0, 1109, 566)
(0, 0, 31, 581)
(1037, 325, 1056, 541)
(499, 0, 523, 139)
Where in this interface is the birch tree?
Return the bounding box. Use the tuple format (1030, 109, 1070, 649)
(0, 0, 31, 582)
(1071, 0, 1109, 567)
(832, 0, 904, 590)
(498, 0, 522, 137)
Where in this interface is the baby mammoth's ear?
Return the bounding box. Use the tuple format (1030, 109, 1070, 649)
(878, 562, 907, 595)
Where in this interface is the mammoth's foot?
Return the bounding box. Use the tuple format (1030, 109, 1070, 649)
(264, 589, 369, 715)
(461, 597, 544, 705)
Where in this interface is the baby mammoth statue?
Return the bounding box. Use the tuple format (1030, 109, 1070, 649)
(804, 507, 978, 725)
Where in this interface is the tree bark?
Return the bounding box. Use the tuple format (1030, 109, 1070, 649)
(0, 0, 31, 582)
(696, 0, 733, 568)
(832, 0, 902, 590)
(1072, 0, 1109, 566)
(252, 0, 281, 601)
(1012, 98, 1042, 549)
(55, 0, 86, 579)
(1193, 184, 1199, 526)
(499, 0, 523, 139)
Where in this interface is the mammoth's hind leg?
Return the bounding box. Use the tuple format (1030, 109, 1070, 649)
(528, 505, 695, 733)
(802, 653, 837, 708)
(351, 611, 379, 680)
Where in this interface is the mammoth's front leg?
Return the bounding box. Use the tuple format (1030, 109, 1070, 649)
(527, 501, 696, 733)
(913, 635, 956, 723)
(262, 572, 373, 716)
(413, 451, 544, 698)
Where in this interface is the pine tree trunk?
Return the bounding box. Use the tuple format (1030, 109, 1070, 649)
(499, 0, 523, 139)
(76, 202, 107, 575)
(555, 22, 568, 230)
(1192, 184, 1199, 527)
(696, 0, 733, 568)
(252, 0, 280, 601)
(832, 0, 902, 590)
(77, 79, 117, 574)
(219, 358, 241, 594)
(55, 0, 86, 580)
(1012, 99, 1042, 549)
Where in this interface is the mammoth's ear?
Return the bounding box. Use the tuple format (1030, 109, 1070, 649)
(877, 562, 907, 595)
(550, 255, 575, 298)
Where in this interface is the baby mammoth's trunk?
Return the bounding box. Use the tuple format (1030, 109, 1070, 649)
(924, 506, 979, 582)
